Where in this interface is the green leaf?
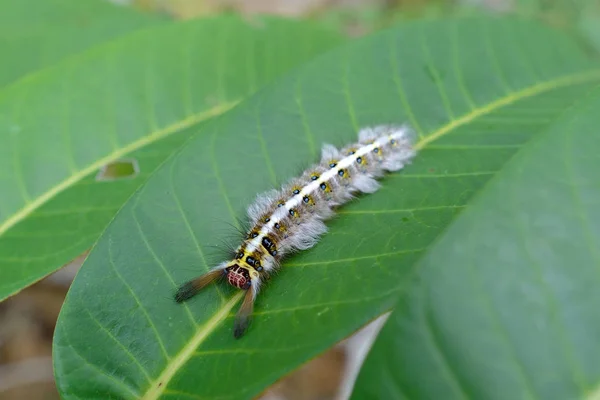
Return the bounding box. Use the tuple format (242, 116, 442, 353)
(0, 16, 344, 301)
(53, 16, 600, 399)
(352, 86, 600, 400)
(0, 0, 165, 88)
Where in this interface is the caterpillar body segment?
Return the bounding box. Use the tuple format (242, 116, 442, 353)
(175, 125, 416, 338)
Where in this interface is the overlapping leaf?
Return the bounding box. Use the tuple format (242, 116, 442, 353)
(53, 16, 600, 399)
(352, 86, 600, 400)
(0, 15, 343, 300)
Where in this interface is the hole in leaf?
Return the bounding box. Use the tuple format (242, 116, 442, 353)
(96, 158, 139, 181)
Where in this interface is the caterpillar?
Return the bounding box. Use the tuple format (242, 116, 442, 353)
(175, 125, 416, 338)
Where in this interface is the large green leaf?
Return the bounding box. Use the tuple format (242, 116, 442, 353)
(53, 16, 600, 399)
(0, 16, 344, 301)
(0, 0, 165, 88)
(352, 86, 600, 400)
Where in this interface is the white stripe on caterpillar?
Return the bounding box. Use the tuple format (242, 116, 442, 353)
(175, 124, 416, 338)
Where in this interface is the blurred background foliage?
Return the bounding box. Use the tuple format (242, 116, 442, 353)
(130, 0, 600, 51)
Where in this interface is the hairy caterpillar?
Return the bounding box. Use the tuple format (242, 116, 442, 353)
(175, 125, 416, 338)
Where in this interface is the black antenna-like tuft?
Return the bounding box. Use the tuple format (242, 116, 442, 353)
(174, 281, 197, 303)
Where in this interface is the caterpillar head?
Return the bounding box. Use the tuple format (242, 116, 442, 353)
(226, 264, 252, 290)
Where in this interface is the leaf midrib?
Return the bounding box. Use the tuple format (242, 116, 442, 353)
(0, 101, 239, 239)
(142, 292, 244, 400)
(142, 68, 600, 399)
(415, 70, 600, 150)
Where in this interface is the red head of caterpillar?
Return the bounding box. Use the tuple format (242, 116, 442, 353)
(226, 264, 251, 289)
(175, 125, 416, 339)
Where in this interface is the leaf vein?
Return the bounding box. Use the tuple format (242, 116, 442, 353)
(389, 33, 424, 138)
(294, 73, 317, 157)
(81, 307, 153, 383)
(107, 237, 171, 361)
(131, 207, 200, 327)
